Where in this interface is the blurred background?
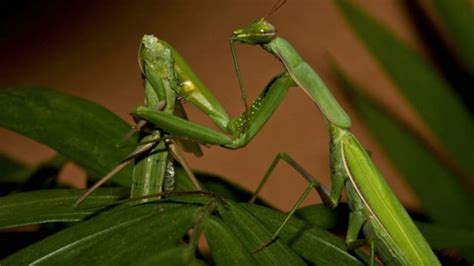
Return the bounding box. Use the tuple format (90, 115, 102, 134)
(1, 0, 472, 211)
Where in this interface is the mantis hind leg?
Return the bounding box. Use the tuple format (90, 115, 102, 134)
(249, 152, 346, 253)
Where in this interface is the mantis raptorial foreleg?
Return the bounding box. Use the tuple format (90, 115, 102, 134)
(132, 70, 296, 149)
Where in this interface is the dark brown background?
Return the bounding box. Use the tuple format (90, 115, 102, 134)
(1, 0, 446, 210)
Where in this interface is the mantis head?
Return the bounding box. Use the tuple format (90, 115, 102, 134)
(231, 19, 276, 45)
(230, 0, 286, 45)
(138, 35, 174, 77)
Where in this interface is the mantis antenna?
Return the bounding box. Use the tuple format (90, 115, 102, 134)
(264, 0, 287, 19)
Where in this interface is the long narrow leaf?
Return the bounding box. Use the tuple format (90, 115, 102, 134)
(0, 88, 137, 185)
(59, 206, 197, 266)
(430, 0, 474, 73)
(1, 204, 196, 265)
(336, 0, 474, 179)
(1, 204, 158, 265)
(217, 201, 306, 266)
(0, 188, 128, 228)
(203, 215, 258, 266)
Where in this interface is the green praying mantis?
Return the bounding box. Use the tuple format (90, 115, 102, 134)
(228, 16, 441, 266)
(74, 37, 205, 205)
(76, 3, 441, 265)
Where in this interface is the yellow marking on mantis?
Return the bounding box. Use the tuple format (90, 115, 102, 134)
(181, 80, 196, 93)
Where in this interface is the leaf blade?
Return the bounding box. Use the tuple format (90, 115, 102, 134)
(0, 88, 137, 185)
(0, 188, 128, 229)
(217, 201, 306, 266)
(430, 0, 474, 73)
(203, 215, 258, 266)
(1, 204, 197, 265)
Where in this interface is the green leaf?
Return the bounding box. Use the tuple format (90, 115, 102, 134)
(336, 0, 474, 179)
(1, 204, 197, 265)
(243, 204, 366, 265)
(203, 215, 258, 266)
(67, 206, 197, 266)
(430, 0, 474, 73)
(0, 188, 128, 229)
(0, 88, 137, 186)
(335, 68, 474, 228)
(217, 201, 306, 266)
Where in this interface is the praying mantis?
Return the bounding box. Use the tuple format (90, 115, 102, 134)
(227, 15, 440, 265)
(76, 3, 440, 265)
(236, 16, 440, 264)
(74, 36, 205, 205)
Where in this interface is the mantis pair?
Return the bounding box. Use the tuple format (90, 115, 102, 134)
(77, 6, 440, 266)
